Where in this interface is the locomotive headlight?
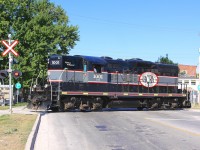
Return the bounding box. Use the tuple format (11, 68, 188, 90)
(44, 84, 49, 88)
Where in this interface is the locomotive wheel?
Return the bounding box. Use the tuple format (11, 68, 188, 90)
(170, 103, 178, 110)
(92, 103, 102, 111)
(161, 104, 167, 110)
(149, 103, 159, 110)
(64, 102, 75, 111)
(79, 101, 91, 111)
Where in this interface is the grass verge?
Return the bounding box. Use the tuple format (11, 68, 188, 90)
(0, 114, 37, 150)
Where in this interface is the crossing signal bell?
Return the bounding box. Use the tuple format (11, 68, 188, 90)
(12, 70, 22, 79)
(0, 70, 8, 79)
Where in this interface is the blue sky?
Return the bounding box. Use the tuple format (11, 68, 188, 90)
(51, 0, 200, 66)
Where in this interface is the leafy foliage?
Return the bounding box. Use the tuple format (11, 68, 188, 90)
(156, 54, 177, 65)
(0, 0, 79, 88)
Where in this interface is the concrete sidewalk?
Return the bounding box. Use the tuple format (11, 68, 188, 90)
(0, 106, 39, 115)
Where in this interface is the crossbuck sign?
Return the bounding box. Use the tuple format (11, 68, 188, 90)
(1, 40, 19, 56)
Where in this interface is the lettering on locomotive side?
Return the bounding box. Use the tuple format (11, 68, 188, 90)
(51, 60, 60, 65)
(65, 61, 75, 66)
(139, 72, 158, 87)
(93, 74, 103, 79)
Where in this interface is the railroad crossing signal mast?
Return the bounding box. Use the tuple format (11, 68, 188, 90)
(1, 34, 19, 114)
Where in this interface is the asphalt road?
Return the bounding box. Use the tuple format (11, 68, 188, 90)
(34, 109, 200, 150)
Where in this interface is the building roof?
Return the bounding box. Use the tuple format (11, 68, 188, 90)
(178, 64, 197, 77)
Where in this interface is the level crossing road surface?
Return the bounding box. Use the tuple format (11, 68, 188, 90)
(34, 109, 200, 150)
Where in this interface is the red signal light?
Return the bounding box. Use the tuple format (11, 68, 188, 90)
(12, 70, 22, 79)
(14, 72, 19, 76)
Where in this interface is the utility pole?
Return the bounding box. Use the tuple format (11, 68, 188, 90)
(198, 48, 200, 105)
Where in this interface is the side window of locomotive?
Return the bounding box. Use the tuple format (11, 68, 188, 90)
(93, 64, 102, 73)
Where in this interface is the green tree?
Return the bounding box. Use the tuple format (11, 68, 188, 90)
(156, 54, 176, 64)
(0, 0, 79, 88)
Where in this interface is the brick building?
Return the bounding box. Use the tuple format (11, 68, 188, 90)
(177, 64, 199, 104)
(178, 64, 197, 77)
(178, 64, 198, 91)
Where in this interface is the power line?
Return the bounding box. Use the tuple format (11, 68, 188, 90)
(68, 13, 197, 32)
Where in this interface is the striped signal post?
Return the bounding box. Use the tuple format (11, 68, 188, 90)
(1, 34, 19, 114)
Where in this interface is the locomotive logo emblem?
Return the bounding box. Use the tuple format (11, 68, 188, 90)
(139, 72, 158, 87)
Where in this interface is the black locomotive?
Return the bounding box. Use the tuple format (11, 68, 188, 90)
(29, 54, 191, 111)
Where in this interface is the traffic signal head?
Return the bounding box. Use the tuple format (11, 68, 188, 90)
(12, 70, 22, 79)
(0, 70, 8, 79)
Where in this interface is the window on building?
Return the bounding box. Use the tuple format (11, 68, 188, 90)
(178, 81, 182, 84)
(191, 80, 196, 85)
(184, 80, 189, 85)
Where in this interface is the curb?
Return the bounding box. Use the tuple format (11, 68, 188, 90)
(25, 113, 41, 150)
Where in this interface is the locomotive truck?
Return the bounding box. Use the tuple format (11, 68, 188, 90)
(29, 54, 191, 111)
